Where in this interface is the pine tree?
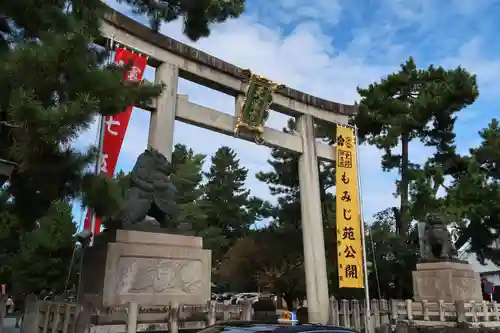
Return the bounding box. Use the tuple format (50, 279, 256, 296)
(12, 201, 76, 294)
(0, 190, 21, 288)
(79, 169, 131, 219)
(115, 0, 245, 40)
(0, 0, 247, 229)
(366, 207, 418, 299)
(0, 0, 160, 229)
(171, 144, 206, 227)
(256, 119, 336, 229)
(446, 119, 500, 263)
(354, 57, 478, 235)
(201, 146, 266, 265)
(0, 196, 77, 294)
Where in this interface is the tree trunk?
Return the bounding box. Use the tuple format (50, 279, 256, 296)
(399, 133, 410, 235)
(283, 293, 296, 311)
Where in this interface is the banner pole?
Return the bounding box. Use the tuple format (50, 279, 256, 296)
(89, 37, 116, 242)
(354, 125, 372, 333)
(89, 114, 105, 246)
(95, 114, 105, 177)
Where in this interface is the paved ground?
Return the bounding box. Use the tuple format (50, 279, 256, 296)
(3, 317, 20, 333)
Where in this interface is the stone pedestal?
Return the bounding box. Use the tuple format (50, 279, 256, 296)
(80, 229, 211, 308)
(412, 261, 482, 302)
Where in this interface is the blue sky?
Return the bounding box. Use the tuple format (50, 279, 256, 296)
(74, 0, 500, 227)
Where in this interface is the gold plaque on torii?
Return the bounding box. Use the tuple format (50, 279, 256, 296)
(234, 69, 284, 143)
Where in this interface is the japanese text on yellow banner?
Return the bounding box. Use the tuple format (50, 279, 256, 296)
(335, 125, 364, 289)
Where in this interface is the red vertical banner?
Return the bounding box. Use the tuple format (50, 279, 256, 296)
(83, 48, 148, 237)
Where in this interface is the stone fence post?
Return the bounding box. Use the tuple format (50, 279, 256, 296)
(455, 300, 466, 323)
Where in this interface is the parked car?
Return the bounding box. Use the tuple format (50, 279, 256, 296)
(248, 294, 276, 304)
(217, 293, 236, 304)
(231, 293, 260, 305)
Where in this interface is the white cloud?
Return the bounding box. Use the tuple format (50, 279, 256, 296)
(73, 0, 499, 223)
(252, 0, 343, 27)
(382, 0, 498, 26)
(442, 37, 500, 97)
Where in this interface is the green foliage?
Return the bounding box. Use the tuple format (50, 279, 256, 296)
(354, 57, 479, 234)
(7, 147, 95, 229)
(256, 119, 336, 229)
(0, 194, 77, 294)
(0, 0, 162, 229)
(201, 146, 268, 266)
(366, 208, 418, 299)
(445, 119, 500, 263)
(11, 202, 76, 294)
(0, 191, 22, 286)
(80, 173, 124, 218)
(1, 0, 244, 230)
(204, 146, 255, 234)
(171, 144, 206, 227)
(116, 0, 245, 40)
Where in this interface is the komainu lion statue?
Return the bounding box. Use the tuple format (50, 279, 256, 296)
(422, 213, 457, 261)
(115, 148, 178, 228)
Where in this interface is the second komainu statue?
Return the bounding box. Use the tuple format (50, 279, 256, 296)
(421, 213, 458, 261)
(112, 148, 179, 229)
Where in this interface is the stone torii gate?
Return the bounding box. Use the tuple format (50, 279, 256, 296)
(100, 10, 357, 324)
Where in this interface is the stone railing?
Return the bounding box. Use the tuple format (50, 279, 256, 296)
(21, 297, 500, 333)
(330, 298, 500, 330)
(22, 300, 258, 333)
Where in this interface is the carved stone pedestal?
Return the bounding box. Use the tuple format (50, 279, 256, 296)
(80, 229, 211, 308)
(412, 261, 482, 302)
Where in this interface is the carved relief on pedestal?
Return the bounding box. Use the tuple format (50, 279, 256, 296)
(413, 263, 483, 302)
(453, 277, 478, 300)
(415, 271, 440, 298)
(115, 257, 203, 295)
(451, 269, 479, 300)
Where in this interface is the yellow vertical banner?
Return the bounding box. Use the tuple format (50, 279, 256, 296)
(335, 125, 364, 289)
